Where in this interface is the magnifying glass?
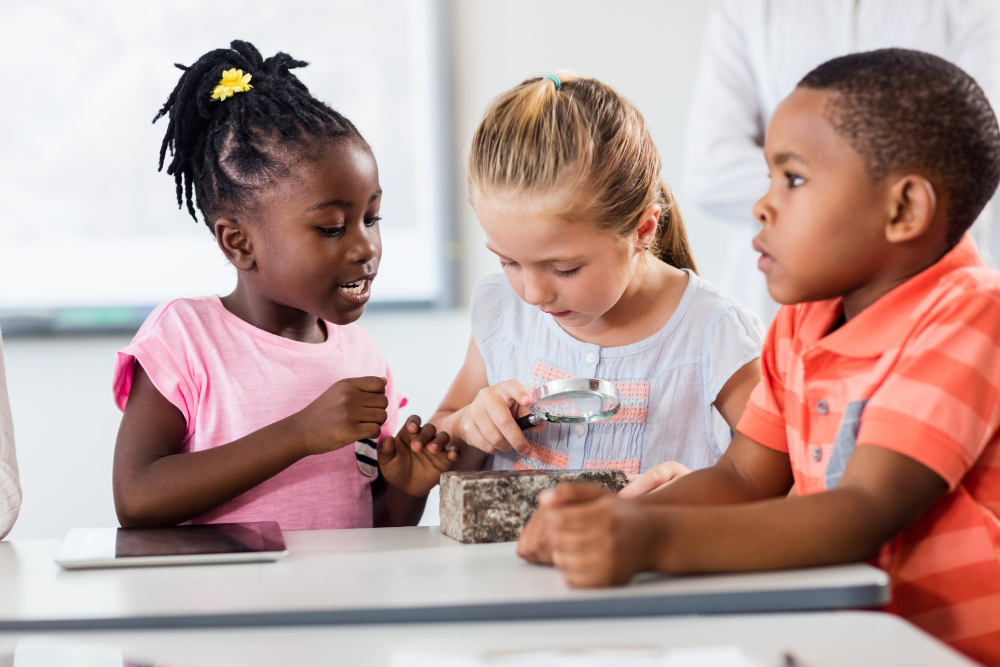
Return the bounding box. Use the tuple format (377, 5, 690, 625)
(514, 378, 621, 430)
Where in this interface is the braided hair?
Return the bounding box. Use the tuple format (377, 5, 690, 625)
(154, 40, 364, 231)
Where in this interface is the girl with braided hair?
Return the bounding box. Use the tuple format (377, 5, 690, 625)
(111, 41, 456, 530)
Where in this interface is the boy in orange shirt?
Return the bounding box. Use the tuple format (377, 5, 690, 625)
(518, 48, 1000, 664)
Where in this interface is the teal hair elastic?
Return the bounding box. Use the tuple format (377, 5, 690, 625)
(543, 73, 561, 89)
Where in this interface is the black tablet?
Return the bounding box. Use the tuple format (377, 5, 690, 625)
(55, 521, 288, 569)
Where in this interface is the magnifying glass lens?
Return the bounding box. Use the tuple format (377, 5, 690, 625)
(515, 378, 622, 430)
(534, 391, 616, 419)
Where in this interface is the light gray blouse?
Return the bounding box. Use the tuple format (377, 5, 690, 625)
(472, 271, 765, 474)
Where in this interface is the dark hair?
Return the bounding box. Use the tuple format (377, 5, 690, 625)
(153, 40, 364, 231)
(798, 48, 1000, 246)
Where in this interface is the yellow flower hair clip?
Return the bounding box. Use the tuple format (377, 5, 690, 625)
(211, 68, 253, 101)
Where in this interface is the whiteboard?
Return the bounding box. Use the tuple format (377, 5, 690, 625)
(0, 0, 450, 330)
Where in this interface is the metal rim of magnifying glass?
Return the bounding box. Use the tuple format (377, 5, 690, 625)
(529, 378, 621, 423)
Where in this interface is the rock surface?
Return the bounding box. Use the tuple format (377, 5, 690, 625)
(439, 469, 629, 544)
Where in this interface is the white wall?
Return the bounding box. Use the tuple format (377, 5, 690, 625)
(450, 0, 730, 303)
(9, 1, 1000, 540)
(2, 1, 727, 541)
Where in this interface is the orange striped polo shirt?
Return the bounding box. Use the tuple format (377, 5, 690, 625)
(738, 235, 1000, 665)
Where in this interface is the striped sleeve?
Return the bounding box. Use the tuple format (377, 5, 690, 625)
(738, 306, 795, 452)
(858, 289, 1000, 489)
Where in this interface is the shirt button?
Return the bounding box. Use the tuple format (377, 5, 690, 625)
(574, 424, 586, 437)
(586, 352, 598, 365)
(816, 400, 829, 415)
(813, 447, 823, 462)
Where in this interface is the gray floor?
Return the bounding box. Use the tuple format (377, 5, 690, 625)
(2, 308, 470, 540)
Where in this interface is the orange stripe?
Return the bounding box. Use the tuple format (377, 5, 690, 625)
(874, 376, 989, 447)
(894, 527, 998, 582)
(896, 350, 1000, 424)
(906, 592, 1000, 642)
(891, 561, 1000, 618)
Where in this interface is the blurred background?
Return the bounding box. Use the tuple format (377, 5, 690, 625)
(2, 0, 998, 538)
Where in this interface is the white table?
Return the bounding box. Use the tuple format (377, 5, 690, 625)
(0, 527, 889, 630)
(0, 612, 977, 667)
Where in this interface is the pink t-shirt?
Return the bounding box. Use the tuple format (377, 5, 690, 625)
(112, 296, 400, 531)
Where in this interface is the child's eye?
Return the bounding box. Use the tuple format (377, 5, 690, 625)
(500, 260, 518, 269)
(785, 172, 805, 188)
(553, 267, 580, 277)
(364, 215, 382, 227)
(317, 226, 346, 237)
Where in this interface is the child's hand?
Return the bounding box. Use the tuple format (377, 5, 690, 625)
(619, 461, 692, 499)
(516, 505, 554, 564)
(378, 416, 459, 497)
(535, 483, 654, 588)
(295, 376, 389, 456)
(458, 380, 536, 456)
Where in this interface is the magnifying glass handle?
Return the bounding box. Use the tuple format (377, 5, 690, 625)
(516, 413, 545, 430)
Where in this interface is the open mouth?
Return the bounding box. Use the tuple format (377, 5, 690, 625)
(337, 279, 371, 303)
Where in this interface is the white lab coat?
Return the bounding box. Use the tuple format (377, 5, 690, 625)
(0, 332, 19, 540)
(685, 0, 1000, 322)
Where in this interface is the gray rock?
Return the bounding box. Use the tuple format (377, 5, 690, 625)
(439, 469, 629, 544)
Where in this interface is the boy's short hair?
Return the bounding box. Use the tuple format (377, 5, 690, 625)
(799, 48, 1000, 245)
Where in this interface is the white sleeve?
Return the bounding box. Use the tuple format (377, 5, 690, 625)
(949, 0, 1000, 265)
(469, 274, 507, 386)
(703, 303, 766, 403)
(684, 0, 770, 223)
(0, 333, 20, 540)
(949, 0, 999, 101)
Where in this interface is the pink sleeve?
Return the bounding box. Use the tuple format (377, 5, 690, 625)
(112, 319, 198, 444)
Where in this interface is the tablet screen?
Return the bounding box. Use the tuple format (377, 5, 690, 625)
(115, 521, 286, 558)
(56, 521, 288, 568)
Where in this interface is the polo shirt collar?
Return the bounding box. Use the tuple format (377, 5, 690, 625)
(802, 234, 984, 357)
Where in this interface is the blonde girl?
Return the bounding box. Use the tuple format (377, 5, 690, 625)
(430, 72, 765, 489)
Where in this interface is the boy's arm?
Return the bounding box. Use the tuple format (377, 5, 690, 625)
(538, 438, 947, 587)
(519, 432, 791, 562)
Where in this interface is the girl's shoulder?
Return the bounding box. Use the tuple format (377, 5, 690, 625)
(679, 272, 767, 343)
(470, 272, 508, 309)
(469, 273, 524, 340)
(132, 296, 230, 343)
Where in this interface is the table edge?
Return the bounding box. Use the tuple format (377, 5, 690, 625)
(0, 580, 890, 631)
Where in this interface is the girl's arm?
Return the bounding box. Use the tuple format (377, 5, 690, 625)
(374, 417, 459, 527)
(428, 335, 534, 469)
(712, 358, 760, 429)
(371, 474, 427, 527)
(113, 363, 388, 527)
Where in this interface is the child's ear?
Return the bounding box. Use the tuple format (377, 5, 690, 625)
(885, 175, 938, 245)
(634, 203, 662, 251)
(214, 218, 256, 271)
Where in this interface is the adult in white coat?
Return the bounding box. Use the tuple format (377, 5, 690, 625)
(685, 0, 999, 322)
(0, 333, 19, 540)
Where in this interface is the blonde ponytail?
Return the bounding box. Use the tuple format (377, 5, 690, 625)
(469, 71, 697, 273)
(653, 181, 697, 272)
